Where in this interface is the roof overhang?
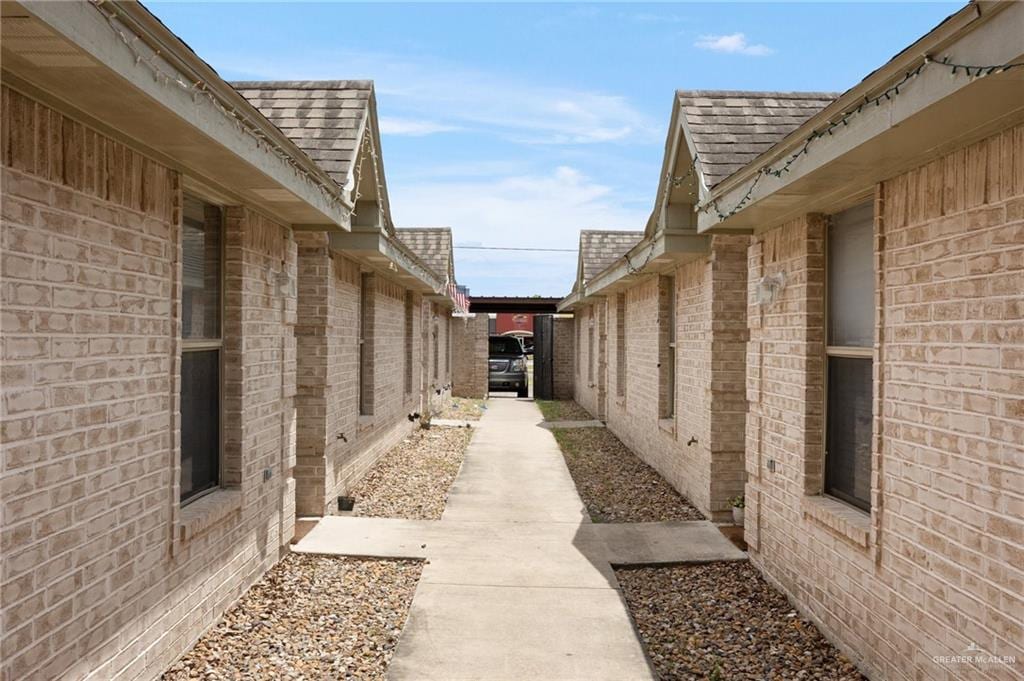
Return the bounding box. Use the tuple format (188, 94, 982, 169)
(468, 298, 561, 314)
(558, 231, 708, 311)
(697, 1, 1024, 234)
(329, 230, 446, 297)
(2, 0, 351, 229)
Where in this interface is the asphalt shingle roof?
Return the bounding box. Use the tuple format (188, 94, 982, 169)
(395, 228, 454, 282)
(679, 90, 839, 188)
(580, 230, 644, 283)
(232, 81, 373, 188)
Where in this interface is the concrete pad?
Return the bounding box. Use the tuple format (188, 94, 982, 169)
(580, 521, 747, 565)
(295, 399, 746, 680)
(293, 516, 434, 559)
(387, 583, 656, 681)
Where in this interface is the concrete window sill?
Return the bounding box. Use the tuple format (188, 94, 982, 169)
(178, 489, 242, 543)
(357, 415, 374, 431)
(802, 495, 870, 548)
(658, 418, 676, 436)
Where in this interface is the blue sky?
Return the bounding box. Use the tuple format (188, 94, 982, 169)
(152, 1, 961, 296)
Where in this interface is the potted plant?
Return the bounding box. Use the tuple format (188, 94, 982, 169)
(730, 495, 745, 526)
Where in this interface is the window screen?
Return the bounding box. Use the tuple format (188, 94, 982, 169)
(828, 202, 873, 348)
(659, 275, 676, 418)
(180, 195, 223, 504)
(616, 294, 626, 397)
(182, 197, 222, 340)
(181, 350, 220, 501)
(825, 356, 872, 510)
(359, 273, 374, 415)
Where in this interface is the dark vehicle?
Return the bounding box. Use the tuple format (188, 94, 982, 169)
(489, 335, 528, 397)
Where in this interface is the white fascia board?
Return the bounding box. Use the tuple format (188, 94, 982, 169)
(697, 2, 1023, 233)
(329, 231, 445, 293)
(580, 232, 708, 299)
(556, 291, 581, 313)
(22, 0, 351, 228)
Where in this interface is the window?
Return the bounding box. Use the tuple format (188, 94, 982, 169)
(432, 306, 439, 381)
(587, 308, 595, 384)
(576, 314, 582, 376)
(615, 293, 626, 398)
(180, 196, 222, 503)
(825, 202, 874, 511)
(404, 292, 414, 394)
(359, 272, 374, 415)
(658, 275, 676, 419)
(489, 336, 523, 355)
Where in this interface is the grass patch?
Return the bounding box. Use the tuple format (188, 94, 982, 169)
(535, 399, 593, 422)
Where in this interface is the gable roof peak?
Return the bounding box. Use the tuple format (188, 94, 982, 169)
(675, 90, 839, 189)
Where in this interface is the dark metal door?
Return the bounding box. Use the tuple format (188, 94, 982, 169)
(533, 315, 554, 399)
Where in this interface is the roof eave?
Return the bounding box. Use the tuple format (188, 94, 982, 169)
(574, 232, 709, 302)
(329, 231, 445, 294)
(556, 290, 580, 313)
(697, 1, 1023, 233)
(8, 0, 353, 228)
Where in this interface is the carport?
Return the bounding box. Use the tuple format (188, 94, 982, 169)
(461, 297, 571, 400)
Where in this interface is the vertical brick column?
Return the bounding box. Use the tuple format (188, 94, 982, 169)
(452, 314, 488, 398)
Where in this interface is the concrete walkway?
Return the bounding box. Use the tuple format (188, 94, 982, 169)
(294, 398, 744, 681)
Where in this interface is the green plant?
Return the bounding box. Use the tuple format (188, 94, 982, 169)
(729, 494, 745, 509)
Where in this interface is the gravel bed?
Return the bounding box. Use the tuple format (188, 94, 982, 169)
(615, 562, 865, 681)
(163, 553, 421, 680)
(535, 399, 593, 421)
(352, 426, 471, 520)
(552, 427, 704, 522)
(435, 397, 486, 421)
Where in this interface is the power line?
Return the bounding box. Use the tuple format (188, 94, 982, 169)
(455, 245, 577, 253)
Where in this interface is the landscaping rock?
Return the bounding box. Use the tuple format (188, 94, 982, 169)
(615, 562, 865, 680)
(552, 427, 704, 522)
(162, 554, 421, 680)
(352, 427, 471, 520)
(435, 397, 486, 421)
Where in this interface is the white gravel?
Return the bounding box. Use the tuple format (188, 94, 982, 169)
(552, 427, 705, 522)
(162, 554, 422, 680)
(352, 426, 472, 520)
(616, 562, 865, 680)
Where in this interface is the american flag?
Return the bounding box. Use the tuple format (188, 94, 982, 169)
(446, 281, 470, 314)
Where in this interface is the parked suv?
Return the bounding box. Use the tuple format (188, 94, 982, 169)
(488, 335, 528, 397)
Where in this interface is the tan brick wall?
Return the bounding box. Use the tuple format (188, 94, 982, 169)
(424, 302, 453, 414)
(452, 314, 488, 398)
(1, 87, 295, 680)
(574, 301, 606, 418)
(293, 233, 443, 517)
(586, 237, 749, 520)
(746, 123, 1024, 680)
(552, 316, 575, 399)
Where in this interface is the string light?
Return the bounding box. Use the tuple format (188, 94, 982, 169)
(89, 0, 351, 217)
(698, 53, 1024, 221)
(625, 241, 657, 275)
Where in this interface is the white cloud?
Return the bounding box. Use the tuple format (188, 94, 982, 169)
(378, 117, 459, 136)
(695, 33, 774, 56)
(389, 166, 648, 296)
(217, 50, 657, 146)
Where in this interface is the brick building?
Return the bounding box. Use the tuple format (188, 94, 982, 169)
(562, 3, 1023, 679)
(0, 3, 459, 679)
(232, 85, 458, 518)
